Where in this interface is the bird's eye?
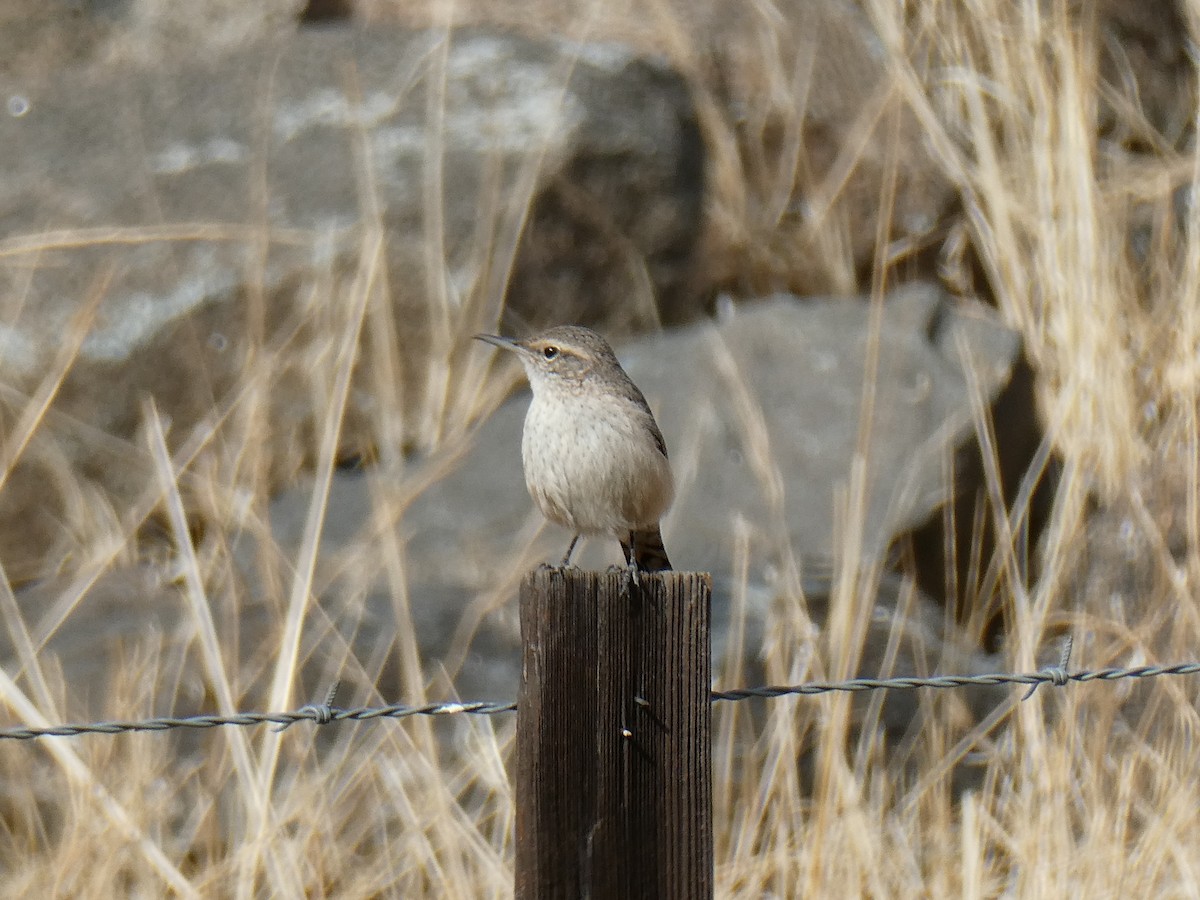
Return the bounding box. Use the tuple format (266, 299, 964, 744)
(542, 346, 559, 360)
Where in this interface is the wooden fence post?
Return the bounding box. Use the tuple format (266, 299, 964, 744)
(515, 569, 712, 900)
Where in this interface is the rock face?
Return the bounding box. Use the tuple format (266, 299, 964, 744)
(0, 26, 704, 582)
(403, 283, 1018, 584)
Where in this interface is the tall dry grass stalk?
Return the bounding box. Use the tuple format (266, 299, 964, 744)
(1, 0, 1199, 895)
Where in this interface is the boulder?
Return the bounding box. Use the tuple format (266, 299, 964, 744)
(400, 283, 1018, 583)
(0, 26, 704, 582)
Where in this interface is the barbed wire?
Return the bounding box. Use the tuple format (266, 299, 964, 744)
(0, 698, 518, 741)
(3, 641, 1199, 741)
(710, 662, 1200, 700)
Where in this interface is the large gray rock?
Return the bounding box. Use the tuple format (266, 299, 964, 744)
(0, 25, 703, 582)
(400, 282, 1018, 583)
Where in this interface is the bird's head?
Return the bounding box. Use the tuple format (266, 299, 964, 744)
(474, 325, 620, 389)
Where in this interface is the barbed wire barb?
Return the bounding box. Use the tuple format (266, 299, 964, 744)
(1022, 636, 1074, 701)
(274, 681, 342, 732)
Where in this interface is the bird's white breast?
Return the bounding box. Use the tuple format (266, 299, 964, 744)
(521, 388, 673, 537)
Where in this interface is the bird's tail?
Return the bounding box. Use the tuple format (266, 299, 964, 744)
(622, 525, 672, 572)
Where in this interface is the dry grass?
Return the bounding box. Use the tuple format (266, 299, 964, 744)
(1, 0, 1199, 896)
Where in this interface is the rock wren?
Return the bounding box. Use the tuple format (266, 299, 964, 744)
(474, 325, 674, 574)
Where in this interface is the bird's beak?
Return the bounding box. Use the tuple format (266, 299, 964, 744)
(473, 333, 523, 354)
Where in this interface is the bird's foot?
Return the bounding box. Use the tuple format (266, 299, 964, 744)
(625, 557, 641, 591)
(559, 534, 581, 570)
(604, 561, 640, 588)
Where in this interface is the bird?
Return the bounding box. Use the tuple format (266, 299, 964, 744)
(474, 325, 674, 576)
